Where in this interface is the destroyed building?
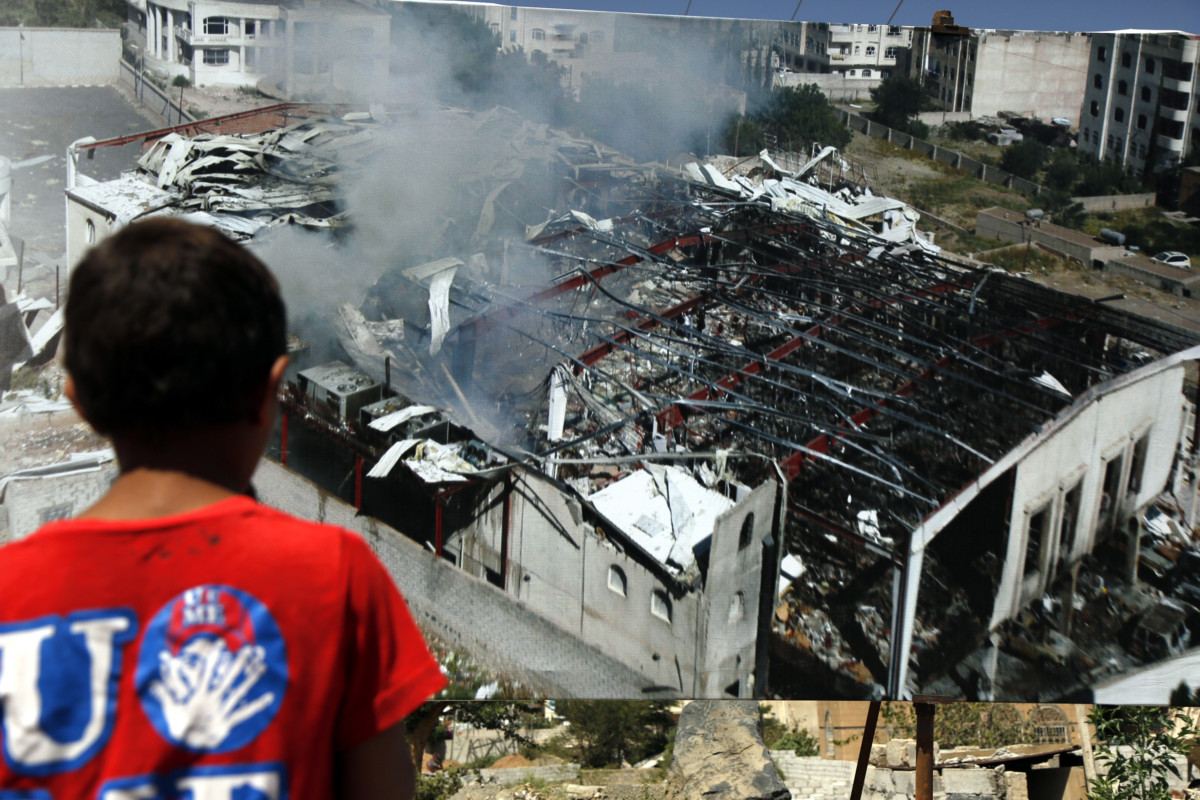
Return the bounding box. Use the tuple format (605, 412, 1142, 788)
(59, 97, 1200, 700)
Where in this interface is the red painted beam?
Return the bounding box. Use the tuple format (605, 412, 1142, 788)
(575, 293, 709, 371)
(775, 312, 1080, 482)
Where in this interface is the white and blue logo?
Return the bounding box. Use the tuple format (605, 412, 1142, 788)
(135, 586, 288, 753)
(0, 609, 136, 775)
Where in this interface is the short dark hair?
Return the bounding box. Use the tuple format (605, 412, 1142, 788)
(65, 218, 287, 435)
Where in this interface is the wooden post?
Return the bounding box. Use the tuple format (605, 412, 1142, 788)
(915, 701, 935, 800)
(354, 454, 362, 510)
(849, 701, 882, 800)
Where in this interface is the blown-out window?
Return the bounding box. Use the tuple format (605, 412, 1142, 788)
(650, 590, 672, 623)
(607, 565, 626, 597)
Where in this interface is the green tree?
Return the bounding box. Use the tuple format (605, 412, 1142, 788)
(1000, 140, 1048, 180)
(882, 702, 1027, 749)
(722, 115, 765, 157)
(870, 75, 930, 136)
(760, 705, 820, 755)
(405, 701, 540, 775)
(1087, 706, 1198, 800)
(755, 83, 852, 151)
(556, 700, 673, 768)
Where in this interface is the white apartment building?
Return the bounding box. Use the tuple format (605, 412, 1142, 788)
(1078, 31, 1200, 176)
(126, 0, 390, 93)
(825, 22, 912, 82)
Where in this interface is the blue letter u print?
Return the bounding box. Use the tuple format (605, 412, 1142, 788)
(0, 609, 137, 775)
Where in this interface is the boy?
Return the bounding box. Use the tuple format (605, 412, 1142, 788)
(0, 218, 445, 799)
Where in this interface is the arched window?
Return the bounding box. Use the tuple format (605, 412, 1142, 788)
(865, 46, 876, 56)
(531, 28, 546, 41)
(1093, 73, 1102, 89)
(1030, 705, 1069, 744)
(1090, 100, 1099, 117)
(1146, 57, 1155, 74)
(825, 711, 835, 756)
(738, 513, 755, 551)
(651, 590, 672, 623)
(85, 219, 96, 244)
(1115, 107, 1125, 122)
(1121, 51, 1132, 68)
(607, 565, 626, 597)
(1117, 79, 1127, 95)
(1137, 113, 1147, 130)
(862, 69, 872, 78)
(1141, 86, 1152, 101)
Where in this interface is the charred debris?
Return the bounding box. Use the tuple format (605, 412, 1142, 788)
(90, 106, 1200, 698)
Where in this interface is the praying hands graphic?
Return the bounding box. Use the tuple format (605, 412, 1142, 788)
(149, 637, 276, 749)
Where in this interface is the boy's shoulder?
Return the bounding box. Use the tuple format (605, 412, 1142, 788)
(2, 496, 369, 574)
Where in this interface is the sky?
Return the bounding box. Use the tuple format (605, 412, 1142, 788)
(428, 0, 1200, 36)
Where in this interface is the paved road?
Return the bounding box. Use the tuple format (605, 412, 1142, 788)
(0, 85, 157, 262)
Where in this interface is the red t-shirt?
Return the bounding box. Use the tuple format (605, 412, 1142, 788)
(0, 495, 446, 799)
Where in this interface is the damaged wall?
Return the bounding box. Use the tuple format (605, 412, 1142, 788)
(697, 479, 778, 698)
(994, 363, 1187, 625)
(450, 466, 776, 696)
(251, 458, 671, 697)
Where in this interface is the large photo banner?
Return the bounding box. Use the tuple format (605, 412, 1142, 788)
(3, 0, 1200, 703)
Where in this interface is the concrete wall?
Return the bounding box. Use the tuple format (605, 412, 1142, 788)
(1, 463, 117, 542)
(971, 32, 1091, 124)
(1073, 193, 1156, 213)
(698, 479, 775, 698)
(993, 365, 1187, 625)
(452, 471, 701, 693)
(0, 28, 120, 87)
(477, 764, 580, 786)
(251, 458, 670, 698)
(452, 468, 774, 697)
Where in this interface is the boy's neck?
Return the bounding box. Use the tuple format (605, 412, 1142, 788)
(79, 468, 244, 521)
(79, 424, 264, 521)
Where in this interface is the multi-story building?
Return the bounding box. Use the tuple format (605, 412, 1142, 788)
(911, 27, 1091, 122)
(1078, 31, 1200, 177)
(825, 22, 913, 83)
(126, 0, 390, 94)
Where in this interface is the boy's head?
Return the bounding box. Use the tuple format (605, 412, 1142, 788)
(64, 218, 287, 437)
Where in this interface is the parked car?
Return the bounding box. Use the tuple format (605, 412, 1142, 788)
(1151, 251, 1192, 269)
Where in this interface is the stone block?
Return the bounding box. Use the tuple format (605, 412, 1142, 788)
(1005, 771, 1029, 800)
(942, 770, 998, 796)
(892, 771, 915, 795)
(871, 767, 894, 794)
(886, 740, 912, 768)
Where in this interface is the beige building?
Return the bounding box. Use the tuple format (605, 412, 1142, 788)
(913, 28, 1091, 122)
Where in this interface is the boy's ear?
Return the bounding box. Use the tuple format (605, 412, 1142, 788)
(63, 375, 93, 427)
(251, 355, 289, 426)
